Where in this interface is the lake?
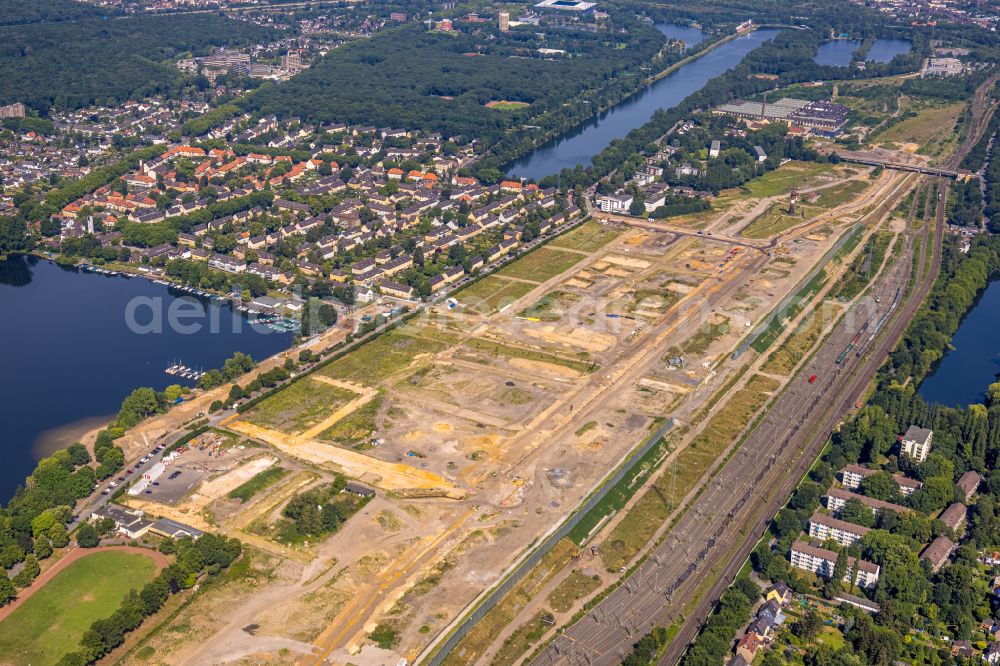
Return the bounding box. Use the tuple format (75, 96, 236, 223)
(813, 38, 912, 66)
(504, 27, 780, 181)
(918, 279, 1000, 407)
(0, 255, 293, 501)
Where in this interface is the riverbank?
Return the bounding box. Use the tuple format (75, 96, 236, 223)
(504, 27, 781, 180)
(917, 275, 1000, 406)
(0, 256, 296, 500)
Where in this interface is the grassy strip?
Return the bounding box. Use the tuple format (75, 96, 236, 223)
(227, 467, 288, 502)
(461, 338, 597, 374)
(567, 433, 671, 545)
(750, 270, 828, 353)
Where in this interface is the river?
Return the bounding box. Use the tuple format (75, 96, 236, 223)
(0, 255, 293, 501)
(813, 38, 912, 66)
(504, 26, 781, 181)
(918, 279, 1000, 407)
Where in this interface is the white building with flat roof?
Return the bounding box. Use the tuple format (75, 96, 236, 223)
(901, 425, 933, 462)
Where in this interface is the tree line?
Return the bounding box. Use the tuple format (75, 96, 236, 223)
(57, 534, 242, 666)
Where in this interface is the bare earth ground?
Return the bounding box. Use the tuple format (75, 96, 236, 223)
(111, 161, 917, 666)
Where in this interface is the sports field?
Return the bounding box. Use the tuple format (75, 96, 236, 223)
(0, 550, 160, 666)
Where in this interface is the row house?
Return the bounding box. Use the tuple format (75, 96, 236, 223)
(379, 280, 415, 299)
(428, 265, 465, 292)
(247, 263, 293, 284)
(381, 254, 413, 276)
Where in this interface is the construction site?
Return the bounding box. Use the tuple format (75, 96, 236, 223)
(113, 155, 925, 666)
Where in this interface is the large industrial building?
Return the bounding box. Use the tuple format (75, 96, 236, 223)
(714, 96, 850, 136)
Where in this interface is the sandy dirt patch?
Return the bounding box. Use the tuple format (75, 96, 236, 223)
(507, 357, 583, 379)
(227, 421, 466, 499)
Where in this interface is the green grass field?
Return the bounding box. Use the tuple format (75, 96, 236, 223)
(319, 393, 384, 449)
(741, 161, 838, 199)
(549, 220, 621, 252)
(742, 202, 817, 239)
(461, 338, 596, 374)
(497, 247, 586, 283)
(243, 378, 358, 433)
(0, 551, 159, 666)
(486, 100, 530, 110)
(227, 466, 289, 502)
(455, 276, 535, 314)
(319, 330, 447, 384)
(517, 290, 579, 322)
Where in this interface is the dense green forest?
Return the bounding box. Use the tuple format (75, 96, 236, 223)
(0, 0, 111, 27)
(0, 14, 277, 111)
(244, 18, 667, 144)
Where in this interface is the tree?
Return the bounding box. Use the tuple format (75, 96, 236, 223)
(0, 217, 29, 255)
(49, 522, 69, 548)
(76, 522, 100, 548)
(628, 196, 645, 216)
(861, 471, 902, 503)
(912, 476, 954, 514)
(840, 498, 876, 528)
(116, 387, 160, 429)
(140, 575, 170, 615)
(318, 302, 337, 328)
(0, 575, 15, 607)
(794, 608, 822, 641)
(164, 384, 183, 403)
(34, 536, 53, 560)
(66, 442, 91, 466)
(13, 554, 40, 588)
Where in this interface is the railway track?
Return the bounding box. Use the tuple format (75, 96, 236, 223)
(531, 71, 996, 666)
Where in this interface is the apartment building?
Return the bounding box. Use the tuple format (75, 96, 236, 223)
(809, 512, 870, 547)
(825, 487, 908, 517)
(841, 464, 922, 496)
(790, 541, 880, 589)
(901, 425, 933, 463)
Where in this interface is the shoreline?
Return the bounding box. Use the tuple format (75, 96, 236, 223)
(502, 26, 768, 178)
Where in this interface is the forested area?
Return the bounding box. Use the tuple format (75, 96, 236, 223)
(245, 17, 669, 146)
(947, 178, 984, 228)
(0, 0, 109, 27)
(0, 14, 276, 112)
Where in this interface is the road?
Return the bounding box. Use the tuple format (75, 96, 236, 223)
(530, 188, 930, 665)
(531, 71, 998, 666)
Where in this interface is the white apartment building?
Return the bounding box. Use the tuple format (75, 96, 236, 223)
(840, 464, 922, 496)
(790, 541, 880, 589)
(901, 425, 933, 463)
(809, 512, 870, 548)
(825, 487, 908, 517)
